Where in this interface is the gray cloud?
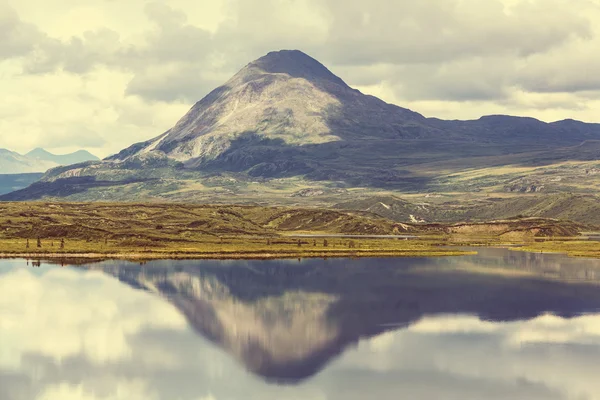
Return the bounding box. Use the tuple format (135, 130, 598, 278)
(37, 127, 106, 150)
(1, 0, 600, 155)
(319, 0, 591, 65)
(128, 2, 213, 65)
(23, 28, 122, 75)
(515, 44, 600, 94)
(0, 369, 35, 400)
(7, 0, 599, 104)
(125, 63, 225, 102)
(0, 3, 47, 60)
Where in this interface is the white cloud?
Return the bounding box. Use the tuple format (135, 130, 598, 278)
(0, 0, 599, 157)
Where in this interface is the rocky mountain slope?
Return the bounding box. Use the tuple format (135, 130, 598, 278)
(0, 148, 98, 174)
(3, 50, 600, 201)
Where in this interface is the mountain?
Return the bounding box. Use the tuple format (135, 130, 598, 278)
(25, 148, 99, 166)
(0, 148, 99, 174)
(0, 202, 583, 244)
(3, 49, 600, 202)
(107, 49, 425, 167)
(0, 149, 57, 174)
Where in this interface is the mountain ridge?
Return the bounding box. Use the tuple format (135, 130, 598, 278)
(26, 148, 99, 166)
(0, 147, 99, 174)
(3, 49, 600, 201)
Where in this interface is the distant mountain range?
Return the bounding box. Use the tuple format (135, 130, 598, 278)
(0, 148, 99, 174)
(3, 49, 600, 203)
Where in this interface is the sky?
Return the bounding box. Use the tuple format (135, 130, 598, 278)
(1, 0, 599, 158)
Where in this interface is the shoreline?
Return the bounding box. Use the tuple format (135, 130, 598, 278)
(0, 249, 476, 261)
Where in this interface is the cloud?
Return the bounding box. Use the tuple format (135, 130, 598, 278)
(387, 57, 515, 101)
(1, 0, 600, 156)
(515, 39, 600, 94)
(0, 3, 46, 60)
(124, 62, 225, 103)
(317, 0, 592, 64)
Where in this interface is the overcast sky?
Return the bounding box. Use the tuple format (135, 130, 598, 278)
(1, 0, 599, 158)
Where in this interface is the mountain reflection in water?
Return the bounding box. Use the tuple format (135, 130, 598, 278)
(3, 248, 600, 399)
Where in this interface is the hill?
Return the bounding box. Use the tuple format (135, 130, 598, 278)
(0, 148, 99, 174)
(25, 148, 99, 166)
(3, 49, 600, 202)
(334, 193, 600, 227)
(0, 149, 56, 174)
(0, 202, 584, 244)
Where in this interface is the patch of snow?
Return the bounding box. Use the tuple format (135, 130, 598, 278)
(379, 202, 391, 210)
(410, 214, 426, 223)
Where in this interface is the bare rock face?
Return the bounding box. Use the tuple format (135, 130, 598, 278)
(108, 50, 425, 167)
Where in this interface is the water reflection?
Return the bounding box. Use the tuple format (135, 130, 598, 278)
(2, 249, 600, 399)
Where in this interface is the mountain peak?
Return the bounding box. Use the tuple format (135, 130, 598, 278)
(24, 148, 99, 165)
(259, 49, 312, 62)
(105, 49, 426, 165)
(0, 147, 99, 174)
(245, 49, 349, 88)
(26, 148, 52, 157)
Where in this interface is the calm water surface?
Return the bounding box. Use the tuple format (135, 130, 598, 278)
(3, 248, 600, 399)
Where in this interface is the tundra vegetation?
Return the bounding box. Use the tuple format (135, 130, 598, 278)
(0, 202, 590, 260)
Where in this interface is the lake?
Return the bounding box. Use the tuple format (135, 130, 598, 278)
(3, 248, 600, 399)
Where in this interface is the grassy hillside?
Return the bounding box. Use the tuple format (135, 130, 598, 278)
(0, 202, 460, 259)
(0, 202, 415, 241)
(0, 202, 585, 259)
(335, 193, 600, 227)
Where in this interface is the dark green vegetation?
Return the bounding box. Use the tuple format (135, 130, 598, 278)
(0, 173, 44, 195)
(3, 50, 600, 202)
(0, 202, 586, 258)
